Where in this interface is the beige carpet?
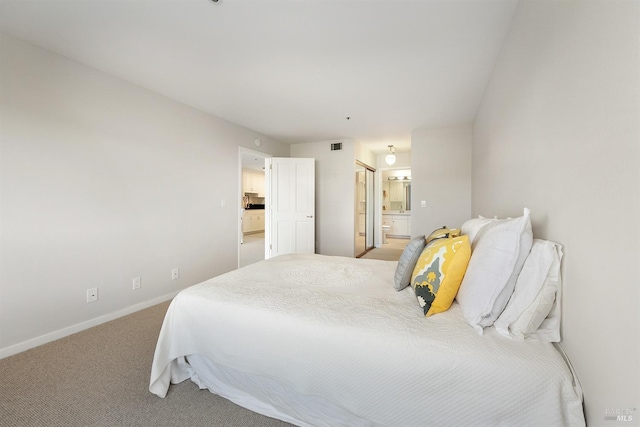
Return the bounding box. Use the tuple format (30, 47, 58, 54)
(359, 247, 403, 261)
(0, 302, 292, 427)
(1, 243, 409, 426)
(359, 237, 408, 261)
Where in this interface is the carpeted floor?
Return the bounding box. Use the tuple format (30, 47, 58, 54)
(359, 247, 403, 261)
(0, 242, 408, 427)
(240, 232, 265, 268)
(0, 301, 292, 427)
(359, 237, 407, 261)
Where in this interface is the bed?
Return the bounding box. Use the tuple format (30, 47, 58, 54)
(149, 253, 585, 427)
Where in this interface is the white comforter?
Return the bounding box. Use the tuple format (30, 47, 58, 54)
(150, 254, 585, 426)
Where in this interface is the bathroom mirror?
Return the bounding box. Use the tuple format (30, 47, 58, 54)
(382, 169, 411, 212)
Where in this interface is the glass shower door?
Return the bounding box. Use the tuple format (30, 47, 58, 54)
(365, 168, 374, 250)
(355, 162, 375, 257)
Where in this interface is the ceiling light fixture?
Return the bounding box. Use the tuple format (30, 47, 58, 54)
(385, 145, 396, 166)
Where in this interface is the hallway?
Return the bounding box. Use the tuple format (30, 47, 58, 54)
(359, 237, 408, 261)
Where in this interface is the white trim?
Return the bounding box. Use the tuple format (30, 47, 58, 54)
(0, 291, 178, 360)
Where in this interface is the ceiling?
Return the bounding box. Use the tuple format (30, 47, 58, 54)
(0, 0, 518, 154)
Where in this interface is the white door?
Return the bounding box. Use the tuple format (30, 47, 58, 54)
(265, 157, 315, 258)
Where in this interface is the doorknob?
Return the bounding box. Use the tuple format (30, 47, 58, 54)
(307, 215, 314, 218)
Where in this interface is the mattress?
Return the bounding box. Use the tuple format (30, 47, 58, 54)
(150, 254, 585, 426)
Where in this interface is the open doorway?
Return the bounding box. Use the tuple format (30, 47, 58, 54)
(380, 168, 411, 247)
(238, 148, 270, 268)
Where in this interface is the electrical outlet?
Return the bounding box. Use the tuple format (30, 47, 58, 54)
(421, 200, 427, 208)
(86, 287, 98, 303)
(171, 268, 180, 280)
(133, 277, 141, 290)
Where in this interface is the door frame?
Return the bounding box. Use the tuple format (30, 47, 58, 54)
(355, 160, 376, 258)
(238, 147, 271, 269)
(378, 166, 412, 247)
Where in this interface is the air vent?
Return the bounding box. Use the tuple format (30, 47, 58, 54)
(330, 142, 342, 151)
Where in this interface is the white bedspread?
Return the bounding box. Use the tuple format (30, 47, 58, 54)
(150, 254, 585, 426)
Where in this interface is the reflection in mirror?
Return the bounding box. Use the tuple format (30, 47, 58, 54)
(382, 169, 411, 212)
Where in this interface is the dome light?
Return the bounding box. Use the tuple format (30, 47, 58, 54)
(385, 145, 396, 165)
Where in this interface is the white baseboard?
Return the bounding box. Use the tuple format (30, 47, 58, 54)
(0, 292, 178, 360)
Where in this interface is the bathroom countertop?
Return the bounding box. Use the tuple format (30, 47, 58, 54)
(382, 211, 411, 215)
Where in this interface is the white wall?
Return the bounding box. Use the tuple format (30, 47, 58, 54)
(473, 1, 639, 425)
(290, 139, 356, 257)
(410, 125, 472, 236)
(355, 140, 376, 170)
(0, 34, 290, 357)
(290, 139, 376, 257)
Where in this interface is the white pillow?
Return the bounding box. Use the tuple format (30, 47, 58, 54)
(456, 208, 533, 334)
(494, 240, 562, 342)
(461, 216, 495, 248)
(530, 294, 561, 342)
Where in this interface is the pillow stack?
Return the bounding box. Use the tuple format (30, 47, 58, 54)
(393, 208, 563, 342)
(394, 228, 471, 317)
(454, 208, 562, 342)
(456, 208, 533, 334)
(493, 239, 563, 342)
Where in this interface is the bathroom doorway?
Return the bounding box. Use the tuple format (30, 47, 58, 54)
(355, 161, 375, 257)
(380, 168, 412, 246)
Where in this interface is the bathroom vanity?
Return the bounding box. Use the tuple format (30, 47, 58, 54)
(381, 212, 411, 238)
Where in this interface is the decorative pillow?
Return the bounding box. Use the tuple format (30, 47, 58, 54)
(425, 226, 461, 245)
(461, 216, 495, 248)
(456, 208, 533, 333)
(393, 235, 426, 291)
(411, 235, 471, 317)
(495, 240, 563, 342)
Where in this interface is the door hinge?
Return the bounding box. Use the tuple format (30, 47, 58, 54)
(270, 244, 272, 250)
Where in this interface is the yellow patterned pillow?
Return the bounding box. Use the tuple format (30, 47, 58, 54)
(425, 226, 462, 245)
(411, 235, 471, 317)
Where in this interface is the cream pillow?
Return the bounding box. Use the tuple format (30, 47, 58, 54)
(461, 215, 495, 248)
(529, 295, 561, 342)
(494, 240, 562, 342)
(456, 208, 533, 334)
